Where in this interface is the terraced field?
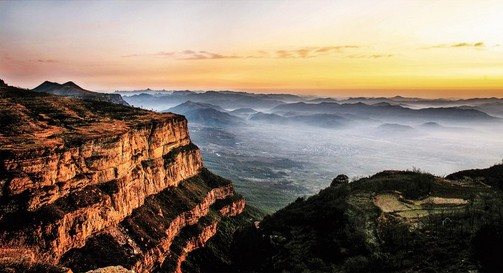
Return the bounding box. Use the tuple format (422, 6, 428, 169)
(374, 192, 469, 220)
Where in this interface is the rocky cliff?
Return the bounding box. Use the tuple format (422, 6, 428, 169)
(0, 81, 245, 272)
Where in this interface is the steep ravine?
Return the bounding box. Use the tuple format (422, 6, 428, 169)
(0, 82, 246, 273)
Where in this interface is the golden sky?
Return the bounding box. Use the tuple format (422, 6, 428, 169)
(0, 0, 502, 98)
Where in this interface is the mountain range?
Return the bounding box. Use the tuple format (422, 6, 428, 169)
(113, 89, 503, 128)
(160, 99, 498, 131)
(33, 81, 129, 106)
(117, 90, 298, 111)
(165, 101, 243, 127)
(117, 88, 503, 117)
(271, 101, 496, 123)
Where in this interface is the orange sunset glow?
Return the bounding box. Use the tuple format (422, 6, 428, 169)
(1, 0, 502, 97)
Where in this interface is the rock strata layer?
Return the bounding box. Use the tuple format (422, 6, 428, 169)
(0, 82, 244, 272)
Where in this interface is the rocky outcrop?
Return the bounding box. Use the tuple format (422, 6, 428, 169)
(86, 266, 134, 273)
(0, 83, 245, 272)
(167, 196, 246, 273)
(170, 219, 220, 273)
(58, 171, 245, 273)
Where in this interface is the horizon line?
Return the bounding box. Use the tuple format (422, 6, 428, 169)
(3, 78, 502, 100)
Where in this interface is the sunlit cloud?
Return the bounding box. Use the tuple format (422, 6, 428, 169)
(315, 45, 360, 53)
(156, 51, 176, 57)
(123, 50, 240, 60)
(276, 50, 294, 58)
(428, 42, 485, 49)
(178, 50, 240, 60)
(296, 48, 311, 58)
(454, 42, 484, 47)
(122, 51, 175, 58)
(123, 45, 362, 60)
(121, 53, 146, 58)
(34, 59, 59, 63)
(275, 46, 360, 59)
(347, 54, 394, 59)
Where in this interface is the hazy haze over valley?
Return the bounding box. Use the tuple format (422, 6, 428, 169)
(117, 90, 503, 212)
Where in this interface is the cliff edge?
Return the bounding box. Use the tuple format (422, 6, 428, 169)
(0, 81, 245, 272)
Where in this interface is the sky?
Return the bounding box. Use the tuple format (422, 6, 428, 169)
(0, 0, 502, 98)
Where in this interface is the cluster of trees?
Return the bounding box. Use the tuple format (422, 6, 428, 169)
(226, 170, 503, 273)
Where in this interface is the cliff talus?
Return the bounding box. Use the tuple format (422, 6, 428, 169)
(0, 81, 245, 272)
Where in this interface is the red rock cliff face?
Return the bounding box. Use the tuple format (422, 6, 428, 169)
(2, 118, 194, 212)
(0, 83, 244, 272)
(58, 171, 245, 273)
(168, 196, 246, 273)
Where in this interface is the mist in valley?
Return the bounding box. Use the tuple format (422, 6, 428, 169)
(118, 90, 503, 212)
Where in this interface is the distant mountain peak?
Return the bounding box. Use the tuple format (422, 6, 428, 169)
(180, 100, 216, 108)
(166, 101, 241, 126)
(35, 80, 59, 89)
(183, 100, 197, 105)
(32, 80, 129, 106)
(373, 102, 393, 107)
(421, 121, 441, 127)
(62, 81, 82, 89)
(168, 100, 226, 112)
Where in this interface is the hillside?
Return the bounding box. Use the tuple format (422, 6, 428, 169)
(0, 81, 251, 272)
(166, 101, 242, 127)
(272, 101, 498, 123)
(193, 166, 503, 273)
(33, 81, 129, 106)
(446, 164, 503, 190)
(120, 90, 290, 111)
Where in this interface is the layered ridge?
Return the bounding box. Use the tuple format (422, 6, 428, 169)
(0, 82, 245, 272)
(61, 170, 245, 273)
